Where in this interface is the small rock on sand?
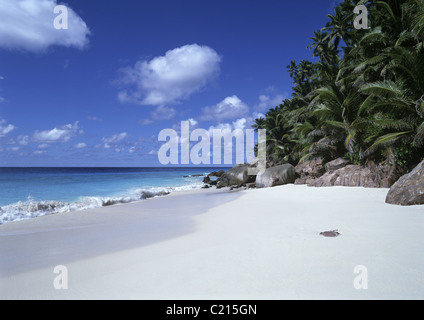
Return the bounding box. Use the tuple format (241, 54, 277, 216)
(320, 230, 341, 237)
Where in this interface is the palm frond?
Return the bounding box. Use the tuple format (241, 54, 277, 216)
(375, 1, 396, 21)
(353, 55, 387, 74)
(324, 120, 346, 129)
(363, 131, 412, 157)
(395, 30, 415, 47)
(315, 86, 342, 104)
(357, 95, 375, 116)
(369, 118, 416, 131)
(361, 81, 406, 98)
(359, 26, 383, 44)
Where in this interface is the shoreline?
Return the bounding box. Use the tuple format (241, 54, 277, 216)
(1, 185, 424, 299)
(0, 166, 231, 225)
(0, 187, 241, 277)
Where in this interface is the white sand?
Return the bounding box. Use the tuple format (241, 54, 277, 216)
(1, 185, 423, 300)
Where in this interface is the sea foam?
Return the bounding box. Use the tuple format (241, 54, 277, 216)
(0, 183, 202, 225)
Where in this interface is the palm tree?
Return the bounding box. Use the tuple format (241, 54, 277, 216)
(287, 60, 317, 97)
(287, 60, 297, 79)
(323, 1, 356, 50)
(308, 80, 367, 162)
(252, 117, 266, 132)
(308, 30, 339, 65)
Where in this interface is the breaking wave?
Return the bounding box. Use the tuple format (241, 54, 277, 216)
(0, 183, 202, 225)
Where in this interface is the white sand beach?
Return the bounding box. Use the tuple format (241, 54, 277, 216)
(1, 185, 423, 300)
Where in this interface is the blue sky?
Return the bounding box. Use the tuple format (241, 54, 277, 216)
(0, 0, 340, 167)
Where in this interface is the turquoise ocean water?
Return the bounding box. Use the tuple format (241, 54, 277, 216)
(0, 167, 228, 224)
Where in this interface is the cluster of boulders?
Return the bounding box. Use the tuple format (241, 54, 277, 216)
(202, 157, 424, 207)
(298, 158, 403, 188)
(295, 157, 424, 206)
(294, 157, 326, 185)
(202, 166, 256, 190)
(201, 170, 224, 188)
(202, 162, 296, 190)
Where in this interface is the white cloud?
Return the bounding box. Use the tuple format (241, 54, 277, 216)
(0, 118, 16, 137)
(232, 118, 247, 130)
(0, 0, 90, 52)
(208, 118, 248, 133)
(102, 132, 127, 149)
(207, 111, 266, 137)
(102, 132, 127, 144)
(74, 142, 86, 149)
(198, 92, 278, 127)
(150, 105, 176, 120)
(118, 44, 221, 106)
(9, 146, 20, 151)
(139, 105, 177, 125)
(252, 111, 266, 119)
(37, 143, 49, 149)
(199, 95, 249, 122)
(33, 150, 46, 155)
(187, 118, 198, 126)
(254, 94, 285, 112)
(171, 118, 199, 132)
(234, 112, 266, 130)
(33, 121, 80, 143)
(17, 135, 30, 145)
(129, 147, 135, 153)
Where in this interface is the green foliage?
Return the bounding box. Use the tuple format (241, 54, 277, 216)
(252, 0, 424, 168)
